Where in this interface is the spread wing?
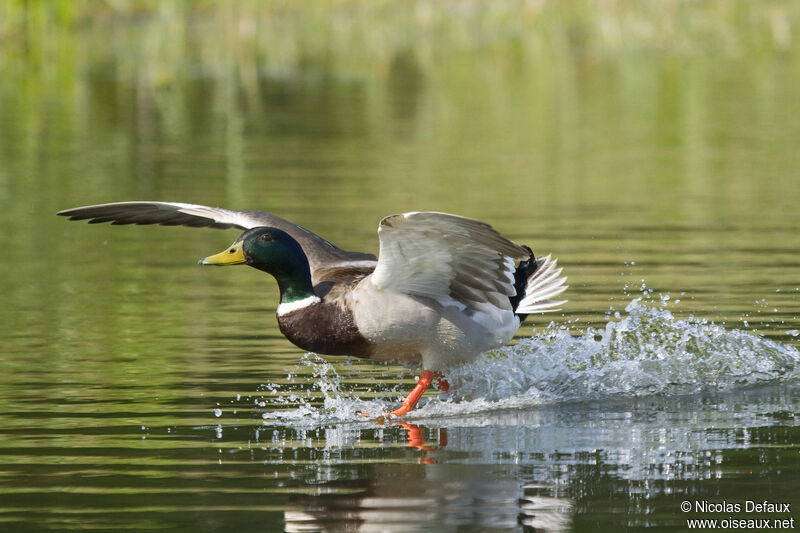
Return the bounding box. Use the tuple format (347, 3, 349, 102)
(371, 212, 529, 313)
(59, 201, 270, 229)
(58, 201, 377, 280)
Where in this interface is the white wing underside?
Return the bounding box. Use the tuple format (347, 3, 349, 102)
(371, 212, 530, 317)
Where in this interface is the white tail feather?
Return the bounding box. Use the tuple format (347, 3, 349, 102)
(515, 255, 568, 314)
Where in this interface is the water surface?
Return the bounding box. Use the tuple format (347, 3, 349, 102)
(1, 3, 800, 531)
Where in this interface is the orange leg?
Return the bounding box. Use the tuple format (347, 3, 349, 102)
(388, 370, 433, 417)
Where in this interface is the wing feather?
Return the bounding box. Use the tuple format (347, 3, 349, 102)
(58, 201, 377, 282)
(371, 212, 529, 313)
(59, 201, 270, 229)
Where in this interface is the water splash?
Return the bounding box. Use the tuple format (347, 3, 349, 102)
(259, 297, 800, 424)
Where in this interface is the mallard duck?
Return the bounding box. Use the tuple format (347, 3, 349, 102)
(58, 202, 567, 416)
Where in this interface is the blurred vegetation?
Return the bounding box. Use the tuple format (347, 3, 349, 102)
(2, 0, 799, 86)
(3, 1, 799, 209)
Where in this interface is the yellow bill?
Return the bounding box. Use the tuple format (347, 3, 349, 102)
(199, 240, 245, 265)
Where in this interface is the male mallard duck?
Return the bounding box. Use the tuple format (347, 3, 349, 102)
(58, 202, 567, 416)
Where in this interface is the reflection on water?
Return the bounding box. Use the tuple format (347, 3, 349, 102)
(285, 462, 573, 532)
(260, 384, 800, 480)
(1, 2, 800, 531)
(274, 383, 798, 532)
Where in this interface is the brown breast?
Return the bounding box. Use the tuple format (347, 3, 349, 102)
(277, 301, 374, 357)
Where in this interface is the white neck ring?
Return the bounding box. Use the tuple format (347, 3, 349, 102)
(277, 295, 321, 316)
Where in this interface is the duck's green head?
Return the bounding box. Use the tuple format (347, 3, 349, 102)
(199, 227, 314, 301)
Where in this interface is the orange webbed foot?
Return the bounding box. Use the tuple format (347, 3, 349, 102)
(358, 370, 436, 419)
(387, 370, 433, 417)
(358, 369, 453, 419)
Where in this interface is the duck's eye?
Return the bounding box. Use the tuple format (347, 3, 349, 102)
(259, 233, 273, 242)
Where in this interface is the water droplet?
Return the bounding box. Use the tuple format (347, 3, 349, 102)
(213, 408, 222, 417)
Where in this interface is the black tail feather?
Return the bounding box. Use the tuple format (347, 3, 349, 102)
(510, 245, 536, 320)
